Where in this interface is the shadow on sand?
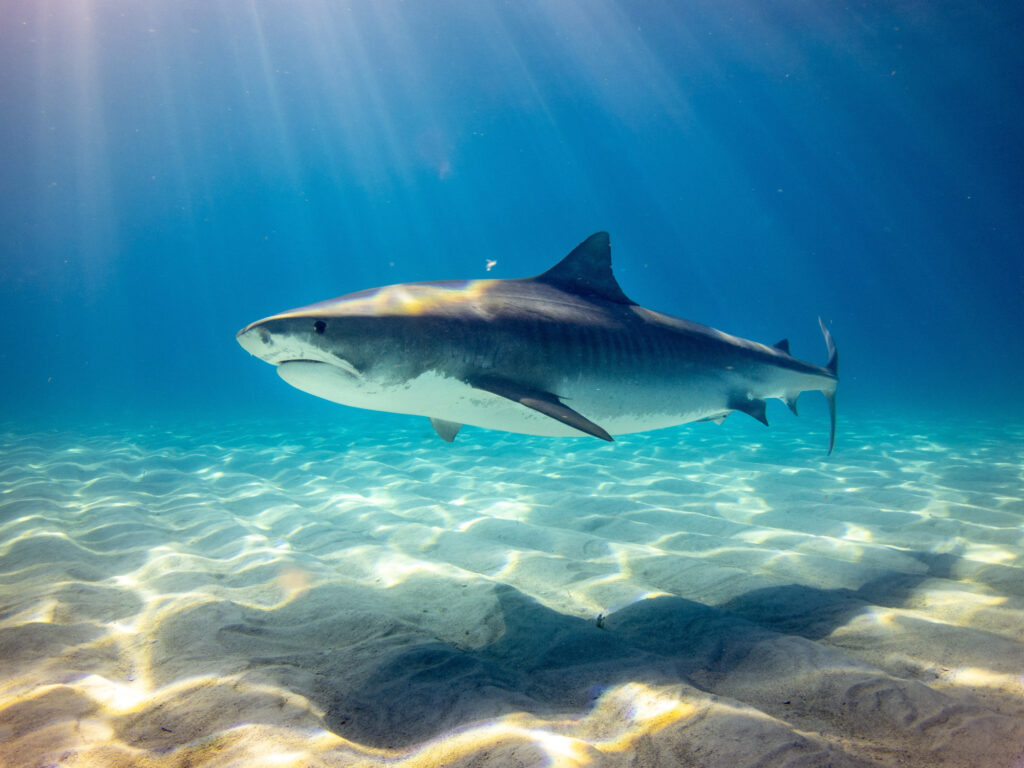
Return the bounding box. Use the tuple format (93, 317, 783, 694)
(155, 550, 970, 750)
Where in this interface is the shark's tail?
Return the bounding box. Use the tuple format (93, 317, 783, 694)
(818, 317, 838, 455)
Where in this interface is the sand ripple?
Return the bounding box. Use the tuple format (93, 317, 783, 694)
(0, 416, 1022, 767)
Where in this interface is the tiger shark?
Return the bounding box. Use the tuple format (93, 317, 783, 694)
(237, 232, 839, 452)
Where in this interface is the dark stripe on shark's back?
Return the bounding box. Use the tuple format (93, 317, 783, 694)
(581, 325, 598, 370)
(636, 325, 657, 368)
(612, 330, 630, 369)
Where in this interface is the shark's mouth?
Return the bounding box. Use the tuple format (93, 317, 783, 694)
(278, 358, 361, 384)
(275, 359, 366, 409)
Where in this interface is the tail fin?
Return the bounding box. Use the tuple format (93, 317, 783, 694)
(818, 317, 838, 455)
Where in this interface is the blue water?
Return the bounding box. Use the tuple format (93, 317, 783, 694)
(1, 0, 1021, 429)
(3, 6, 1024, 764)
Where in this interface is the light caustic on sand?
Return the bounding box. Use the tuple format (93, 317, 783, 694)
(0, 417, 1022, 767)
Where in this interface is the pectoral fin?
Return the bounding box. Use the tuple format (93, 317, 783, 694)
(467, 375, 613, 441)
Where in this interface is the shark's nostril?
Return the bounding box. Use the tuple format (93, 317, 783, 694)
(314, 320, 326, 335)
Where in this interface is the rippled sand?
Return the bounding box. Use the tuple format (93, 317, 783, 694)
(1, 414, 1022, 767)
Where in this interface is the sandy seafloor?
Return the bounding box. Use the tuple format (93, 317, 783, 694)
(1, 411, 1022, 768)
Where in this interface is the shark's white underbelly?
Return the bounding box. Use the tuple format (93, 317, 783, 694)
(277, 361, 711, 437)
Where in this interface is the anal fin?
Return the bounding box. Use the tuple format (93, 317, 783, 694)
(467, 375, 613, 441)
(430, 418, 462, 443)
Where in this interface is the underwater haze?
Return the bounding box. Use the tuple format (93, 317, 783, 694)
(1, 0, 1022, 423)
(1, 2, 1023, 767)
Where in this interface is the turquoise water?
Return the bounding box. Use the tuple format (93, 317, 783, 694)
(1, 2, 1022, 766)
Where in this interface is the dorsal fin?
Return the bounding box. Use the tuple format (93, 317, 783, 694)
(772, 339, 790, 354)
(535, 232, 634, 305)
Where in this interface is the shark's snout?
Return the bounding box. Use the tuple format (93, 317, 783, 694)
(236, 324, 273, 359)
(236, 318, 362, 377)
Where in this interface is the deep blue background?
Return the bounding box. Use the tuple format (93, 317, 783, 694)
(2, 1, 1022, 428)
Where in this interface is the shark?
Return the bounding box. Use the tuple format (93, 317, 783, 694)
(236, 232, 838, 452)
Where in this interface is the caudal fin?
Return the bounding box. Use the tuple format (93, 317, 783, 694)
(818, 317, 838, 455)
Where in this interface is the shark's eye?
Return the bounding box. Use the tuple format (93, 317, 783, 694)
(314, 320, 326, 335)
